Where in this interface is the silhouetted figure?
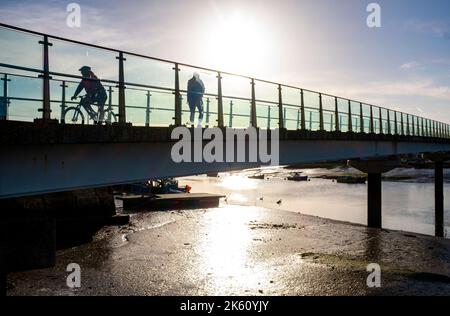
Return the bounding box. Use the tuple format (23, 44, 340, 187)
(71, 66, 107, 124)
(187, 72, 205, 128)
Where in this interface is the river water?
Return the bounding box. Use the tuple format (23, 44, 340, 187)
(179, 167, 450, 238)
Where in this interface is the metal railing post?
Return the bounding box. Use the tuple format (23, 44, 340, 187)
(379, 108, 383, 134)
(206, 97, 210, 127)
(359, 103, 364, 133)
(330, 113, 333, 131)
(278, 84, 284, 129)
(38, 35, 52, 120)
(116, 52, 126, 124)
(421, 117, 424, 137)
(406, 114, 410, 136)
(145, 90, 151, 127)
(60, 81, 67, 122)
(394, 111, 398, 135)
(173, 63, 181, 126)
(400, 113, 404, 135)
(1, 74, 11, 120)
(348, 100, 353, 132)
(217, 72, 224, 127)
(369, 105, 374, 134)
(250, 79, 257, 127)
(334, 97, 339, 132)
(229, 100, 233, 128)
(106, 86, 113, 123)
(300, 89, 306, 130)
(387, 110, 391, 135)
(267, 105, 271, 129)
(319, 93, 324, 131)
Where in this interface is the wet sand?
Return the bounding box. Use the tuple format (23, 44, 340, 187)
(6, 204, 450, 296)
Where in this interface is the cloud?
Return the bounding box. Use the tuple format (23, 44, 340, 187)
(340, 78, 450, 104)
(405, 20, 450, 40)
(430, 58, 450, 66)
(400, 61, 420, 70)
(0, 0, 172, 53)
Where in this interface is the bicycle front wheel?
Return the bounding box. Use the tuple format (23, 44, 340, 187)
(63, 107, 85, 125)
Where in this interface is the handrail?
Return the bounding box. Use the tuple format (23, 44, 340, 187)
(0, 22, 448, 137)
(0, 22, 439, 122)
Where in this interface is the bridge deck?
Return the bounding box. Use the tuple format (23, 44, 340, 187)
(1, 120, 449, 145)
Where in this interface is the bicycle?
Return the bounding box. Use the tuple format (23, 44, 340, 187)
(62, 95, 117, 125)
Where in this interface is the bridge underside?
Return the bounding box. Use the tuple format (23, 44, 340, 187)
(1, 121, 450, 199)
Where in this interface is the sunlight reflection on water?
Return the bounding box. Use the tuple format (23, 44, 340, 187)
(195, 206, 271, 294)
(179, 169, 450, 238)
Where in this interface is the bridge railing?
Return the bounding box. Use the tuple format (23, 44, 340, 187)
(0, 23, 449, 138)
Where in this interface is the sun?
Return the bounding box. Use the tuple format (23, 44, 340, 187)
(204, 11, 270, 76)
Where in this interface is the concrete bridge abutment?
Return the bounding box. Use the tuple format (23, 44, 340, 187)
(0, 187, 121, 295)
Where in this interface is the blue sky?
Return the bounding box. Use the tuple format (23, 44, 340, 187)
(0, 0, 449, 121)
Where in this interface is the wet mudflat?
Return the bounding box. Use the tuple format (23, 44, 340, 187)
(7, 204, 450, 296)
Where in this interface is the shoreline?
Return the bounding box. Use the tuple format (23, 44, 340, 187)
(6, 204, 450, 296)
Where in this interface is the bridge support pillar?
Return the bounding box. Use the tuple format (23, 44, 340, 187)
(0, 241, 5, 296)
(367, 173, 382, 228)
(435, 160, 444, 237)
(424, 153, 450, 237)
(0, 272, 5, 296)
(348, 159, 400, 229)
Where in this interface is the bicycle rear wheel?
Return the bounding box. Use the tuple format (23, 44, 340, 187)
(63, 107, 85, 125)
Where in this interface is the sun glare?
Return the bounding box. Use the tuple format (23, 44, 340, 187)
(204, 12, 270, 76)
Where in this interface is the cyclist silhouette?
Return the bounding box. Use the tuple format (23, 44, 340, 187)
(71, 66, 107, 124)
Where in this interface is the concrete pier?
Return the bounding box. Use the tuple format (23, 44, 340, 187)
(424, 152, 449, 237)
(435, 161, 444, 237)
(348, 159, 399, 229)
(0, 242, 5, 296)
(367, 173, 382, 228)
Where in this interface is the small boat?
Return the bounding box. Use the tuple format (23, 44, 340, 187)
(287, 173, 309, 182)
(248, 174, 265, 180)
(336, 177, 366, 184)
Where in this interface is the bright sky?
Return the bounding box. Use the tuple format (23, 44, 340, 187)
(0, 0, 449, 121)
